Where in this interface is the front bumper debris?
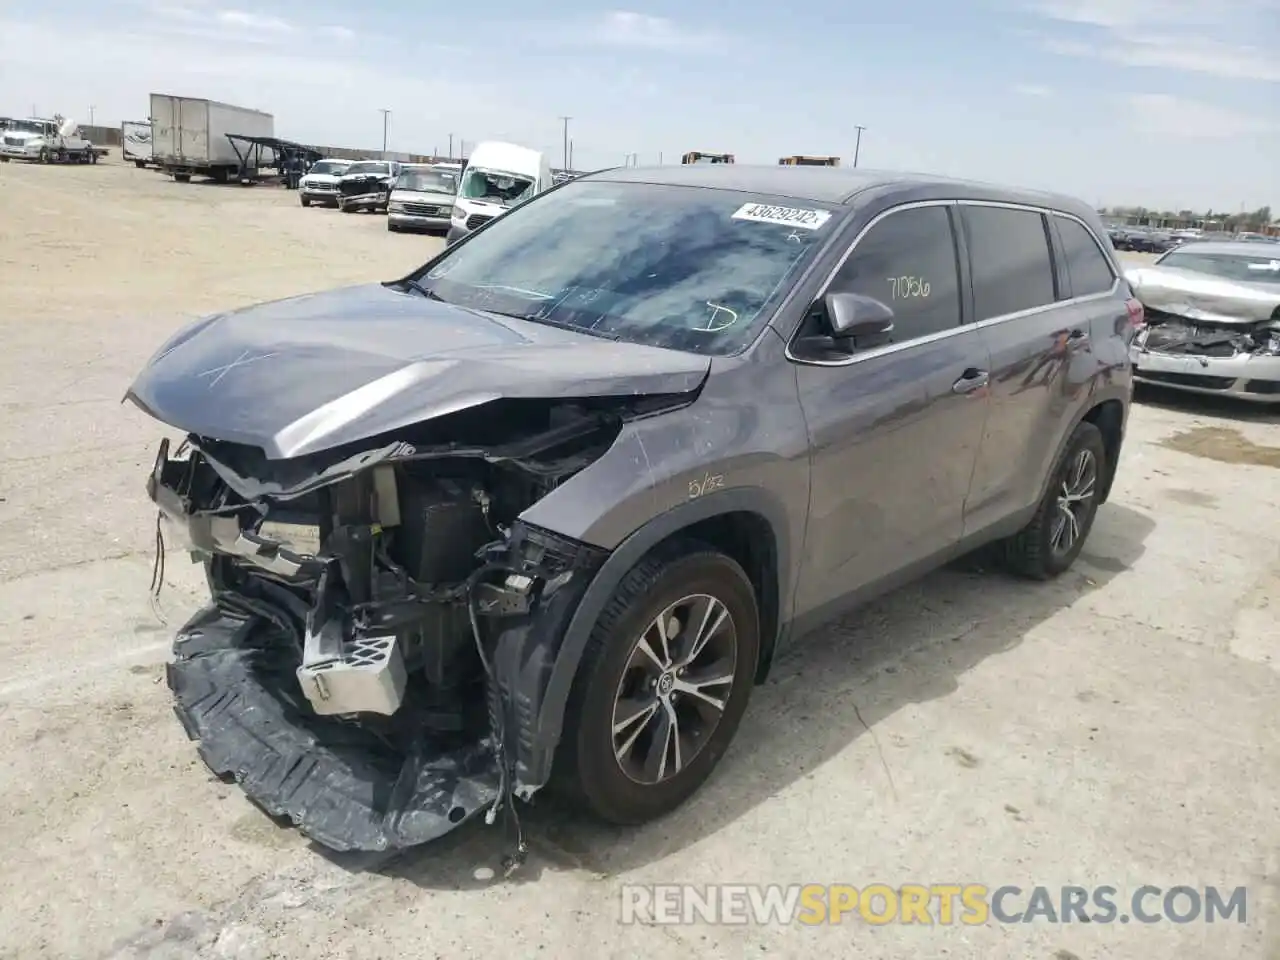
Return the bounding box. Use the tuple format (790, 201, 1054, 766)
(168, 607, 499, 852)
(1130, 323, 1280, 403)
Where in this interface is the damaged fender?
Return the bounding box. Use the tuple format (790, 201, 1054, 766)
(491, 485, 795, 799)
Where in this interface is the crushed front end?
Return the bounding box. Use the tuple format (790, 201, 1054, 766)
(1131, 308, 1280, 401)
(148, 401, 617, 856)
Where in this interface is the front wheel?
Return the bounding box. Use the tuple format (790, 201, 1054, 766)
(300, 196, 311, 207)
(1003, 420, 1107, 579)
(554, 543, 760, 824)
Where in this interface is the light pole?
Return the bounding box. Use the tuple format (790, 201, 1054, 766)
(448, 133, 454, 159)
(568, 139, 574, 169)
(853, 125, 866, 168)
(88, 105, 95, 126)
(558, 116, 571, 170)
(379, 108, 391, 157)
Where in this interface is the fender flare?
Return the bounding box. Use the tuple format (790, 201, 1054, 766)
(1036, 383, 1130, 506)
(525, 485, 794, 785)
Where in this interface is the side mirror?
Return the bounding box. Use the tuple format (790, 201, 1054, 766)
(825, 292, 895, 341)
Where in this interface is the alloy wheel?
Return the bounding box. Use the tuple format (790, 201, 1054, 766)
(611, 594, 738, 785)
(1051, 448, 1097, 556)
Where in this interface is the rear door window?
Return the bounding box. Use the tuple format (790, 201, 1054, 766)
(1054, 216, 1116, 297)
(826, 205, 962, 343)
(963, 206, 1056, 321)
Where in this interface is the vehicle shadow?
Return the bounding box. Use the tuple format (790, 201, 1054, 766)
(321, 502, 1155, 888)
(1134, 383, 1280, 423)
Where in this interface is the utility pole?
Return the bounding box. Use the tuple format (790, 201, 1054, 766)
(379, 108, 391, 157)
(658, 151, 663, 165)
(853, 125, 866, 168)
(88, 105, 95, 126)
(558, 116, 571, 170)
(568, 139, 574, 169)
(448, 133, 454, 159)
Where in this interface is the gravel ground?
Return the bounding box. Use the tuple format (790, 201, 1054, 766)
(1, 157, 1277, 960)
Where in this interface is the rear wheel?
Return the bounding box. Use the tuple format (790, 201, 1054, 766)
(554, 543, 760, 824)
(1003, 421, 1106, 579)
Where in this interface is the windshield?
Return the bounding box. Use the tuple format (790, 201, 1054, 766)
(1158, 251, 1280, 284)
(459, 166, 535, 207)
(408, 180, 840, 355)
(11, 120, 46, 135)
(345, 162, 388, 177)
(396, 168, 457, 194)
(308, 160, 350, 176)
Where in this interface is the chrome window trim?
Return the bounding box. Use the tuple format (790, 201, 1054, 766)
(785, 198, 1120, 368)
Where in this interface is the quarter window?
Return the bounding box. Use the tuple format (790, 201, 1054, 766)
(1055, 216, 1115, 297)
(826, 205, 961, 343)
(964, 206, 1056, 321)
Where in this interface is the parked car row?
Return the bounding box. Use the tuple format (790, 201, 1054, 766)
(297, 141, 566, 243)
(1107, 224, 1278, 254)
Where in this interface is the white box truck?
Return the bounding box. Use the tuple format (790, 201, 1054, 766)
(122, 120, 154, 167)
(149, 94, 274, 183)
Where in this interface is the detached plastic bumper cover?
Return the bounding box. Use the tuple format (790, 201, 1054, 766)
(167, 609, 499, 852)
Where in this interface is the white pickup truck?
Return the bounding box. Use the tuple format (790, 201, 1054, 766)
(0, 116, 101, 164)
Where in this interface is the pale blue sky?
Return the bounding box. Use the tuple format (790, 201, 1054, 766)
(1, 0, 1276, 211)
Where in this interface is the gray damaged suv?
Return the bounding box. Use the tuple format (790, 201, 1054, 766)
(127, 165, 1138, 861)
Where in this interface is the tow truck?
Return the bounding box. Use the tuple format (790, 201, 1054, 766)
(681, 151, 734, 164)
(778, 155, 840, 166)
(0, 116, 104, 164)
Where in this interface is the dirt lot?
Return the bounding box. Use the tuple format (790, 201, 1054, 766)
(1, 158, 1278, 960)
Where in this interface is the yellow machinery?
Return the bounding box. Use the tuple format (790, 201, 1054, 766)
(682, 151, 735, 164)
(779, 155, 840, 166)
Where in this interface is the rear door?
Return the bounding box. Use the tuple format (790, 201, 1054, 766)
(151, 97, 178, 159)
(961, 203, 1107, 534)
(178, 99, 209, 161)
(791, 202, 992, 616)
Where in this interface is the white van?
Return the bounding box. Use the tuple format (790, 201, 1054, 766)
(446, 141, 553, 246)
(387, 163, 459, 233)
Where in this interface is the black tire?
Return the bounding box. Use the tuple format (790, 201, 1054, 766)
(134, 159, 146, 169)
(1003, 420, 1107, 580)
(173, 173, 191, 183)
(553, 542, 760, 824)
(300, 196, 311, 207)
(38, 148, 49, 164)
(387, 222, 400, 232)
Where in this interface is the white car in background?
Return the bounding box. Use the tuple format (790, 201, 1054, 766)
(299, 158, 353, 207)
(387, 164, 459, 234)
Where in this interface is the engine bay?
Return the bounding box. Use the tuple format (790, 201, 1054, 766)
(144, 397, 665, 859)
(1140, 308, 1280, 358)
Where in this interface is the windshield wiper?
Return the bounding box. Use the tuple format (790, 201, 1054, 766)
(482, 309, 620, 341)
(403, 278, 447, 302)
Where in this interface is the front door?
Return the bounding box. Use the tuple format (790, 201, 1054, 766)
(791, 202, 992, 617)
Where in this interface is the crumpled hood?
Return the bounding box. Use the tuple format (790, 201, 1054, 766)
(125, 283, 710, 459)
(1126, 264, 1280, 325)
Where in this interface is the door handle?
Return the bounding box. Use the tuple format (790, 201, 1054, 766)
(952, 369, 989, 394)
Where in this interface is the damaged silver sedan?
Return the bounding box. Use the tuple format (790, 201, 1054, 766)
(1127, 241, 1280, 403)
